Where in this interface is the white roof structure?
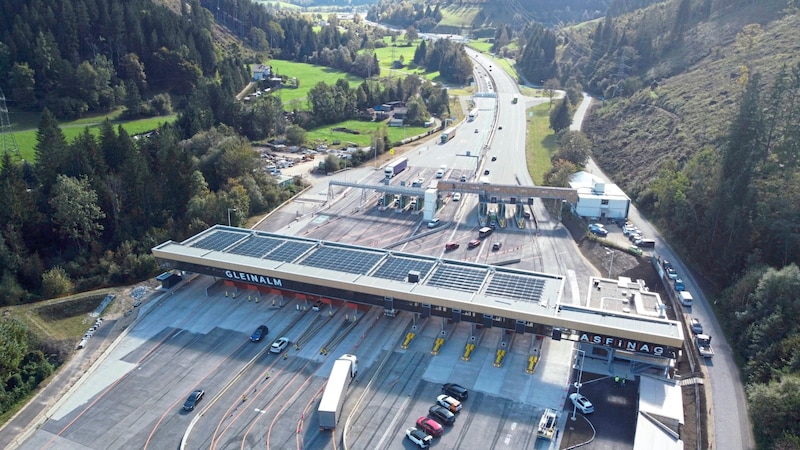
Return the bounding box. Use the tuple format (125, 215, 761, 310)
(569, 171, 631, 219)
(633, 375, 684, 450)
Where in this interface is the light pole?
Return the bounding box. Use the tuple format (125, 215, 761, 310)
(605, 248, 616, 278)
(571, 348, 586, 421)
(227, 208, 237, 227)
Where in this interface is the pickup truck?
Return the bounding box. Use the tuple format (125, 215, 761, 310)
(695, 334, 715, 358)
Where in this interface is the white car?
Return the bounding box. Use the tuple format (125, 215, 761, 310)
(437, 394, 462, 412)
(270, 337, 290, 353)
(569, 393, 594, 414)
(406, 427, 433, 448)
(427, 218, 441, 228)
(453, 192, 462, 201)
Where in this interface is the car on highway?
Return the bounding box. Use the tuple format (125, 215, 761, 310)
(427, 218, 441, 228)
(270, 337, 290, 353)
(474, 128, 479, 133)
(442, 383, 469, 400)
(437, 394, 462, 412)
(453, 192, 462, 201)
(483, 169, 490, 175)
(183, 389, 205, 411)
(690, 318, 703, 334)
(492, 242, 502, 251)
(445, 242, 460, 251)
(312, 300, 323, 311)
(416, 416, 444, 437)
(491, 156, 497, 161)
(569, 393, 594, 414)
(459, 175, 467, 182)
(468, 239, 481, 249)
(428, 405, 456, 425)
(406, 427, 433, 448)
(497, 125, 502, 129)
(250, 325, 268, 342)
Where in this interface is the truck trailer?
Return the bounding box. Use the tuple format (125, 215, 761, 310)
(318, 354, 358, 430)
(384, 158, 408, 179)
(440, 127, 456, 144)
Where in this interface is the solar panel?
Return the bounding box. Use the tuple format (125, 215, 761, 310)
(190, 230, 248, 251)
(302, 246, 384, 275)
(266, 241, 315, 262)
(485, 273, 545, 302)
(229, 235, 284, 259)
(372, 256, 436, 282)
(427, 263, 487, 293)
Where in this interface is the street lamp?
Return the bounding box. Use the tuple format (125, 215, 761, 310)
(571, 348, 586, 421)
(227, 208, 237, 227)
(605, 248, 616, 279)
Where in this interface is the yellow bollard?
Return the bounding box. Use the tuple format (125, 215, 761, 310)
(284, 352, 288, 360)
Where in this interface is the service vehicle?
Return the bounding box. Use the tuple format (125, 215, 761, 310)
(318, 354, 358, 429)
(406, 427, 433, 448)
(537, 408, 558, 440)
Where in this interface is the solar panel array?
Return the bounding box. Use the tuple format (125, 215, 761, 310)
(301, 245, 384, 274)
(427, 263, 487, 293)
(372, 255, 436, 282)
(190, 230, 248, 251)
(267, 241, 315, 262)
(229, 235, 283, 258)
(485, 273, 545, 302)
(181, 227, 561, 304)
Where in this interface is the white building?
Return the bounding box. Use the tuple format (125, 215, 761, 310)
(569, 171, 630, 220)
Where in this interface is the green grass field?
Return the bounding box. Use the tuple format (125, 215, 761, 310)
(361, 39, 442, 82)
(438, 5, 481, 28)
(7, 110, 176, 162)
(468, 40, 493, 53)
(305, 119, 431, 147)
(525, 103, 558, 185)
(266, 60, 364, 108)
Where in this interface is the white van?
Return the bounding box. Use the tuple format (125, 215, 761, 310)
(679, 291, 694, 306)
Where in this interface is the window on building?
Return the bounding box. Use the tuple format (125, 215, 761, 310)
(601, 199, 609, 205)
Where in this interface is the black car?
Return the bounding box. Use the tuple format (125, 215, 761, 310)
(428, 405, 456, 425)
(491, 156, 497, 161)
(483, 169, 490, 175)
(183, 389, 205, 411)
(442, 383, 469, 401)
(250, 325, 268, 342)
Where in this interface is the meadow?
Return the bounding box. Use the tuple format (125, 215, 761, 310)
(524, 103, 558, 184)
(305, 119, 432, 147)
(265, 60, 364, 107)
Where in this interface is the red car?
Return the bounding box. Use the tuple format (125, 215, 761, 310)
(416, 416, 443, 437)
(445, 242, 460, 251)
(468, 239, 481, 249)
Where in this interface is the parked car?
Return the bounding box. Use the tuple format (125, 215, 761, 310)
(437, 394, 462, 412)
(569, 393, 594, 414)
(416, 416, 444, 437)
(589, 225, 608, 237)
(183, 389, 205, 411)
(666, 267, 678, 279)
(690, 318, 704, 334)
(468, 239, 482, 249)
(406, 427, 433, 448)
(250, 325, 268, 342)
(445, 242, 460, 251)
(428, 405, 456, 425)
(270, 337, 290, 353)
(627, 246, 643, 257)
(442, 383, 469, 400)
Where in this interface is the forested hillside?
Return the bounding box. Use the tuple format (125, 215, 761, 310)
(553, 0, 800, 447)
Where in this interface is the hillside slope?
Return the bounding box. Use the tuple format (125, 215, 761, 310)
(583, 3, 800, 200)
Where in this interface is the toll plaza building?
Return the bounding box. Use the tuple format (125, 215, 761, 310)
(152, 225, 684, 376)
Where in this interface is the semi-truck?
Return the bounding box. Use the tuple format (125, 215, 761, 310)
(318, 354, 358, 430)
(440, 127, 456, 144)
(695, 334, 714, 358)
(384, 158, 408, 179)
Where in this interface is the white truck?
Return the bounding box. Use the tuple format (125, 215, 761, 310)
(318, 354, 358, 430)
(695, 334, 715, 358)
(537, 408, 558, 440)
